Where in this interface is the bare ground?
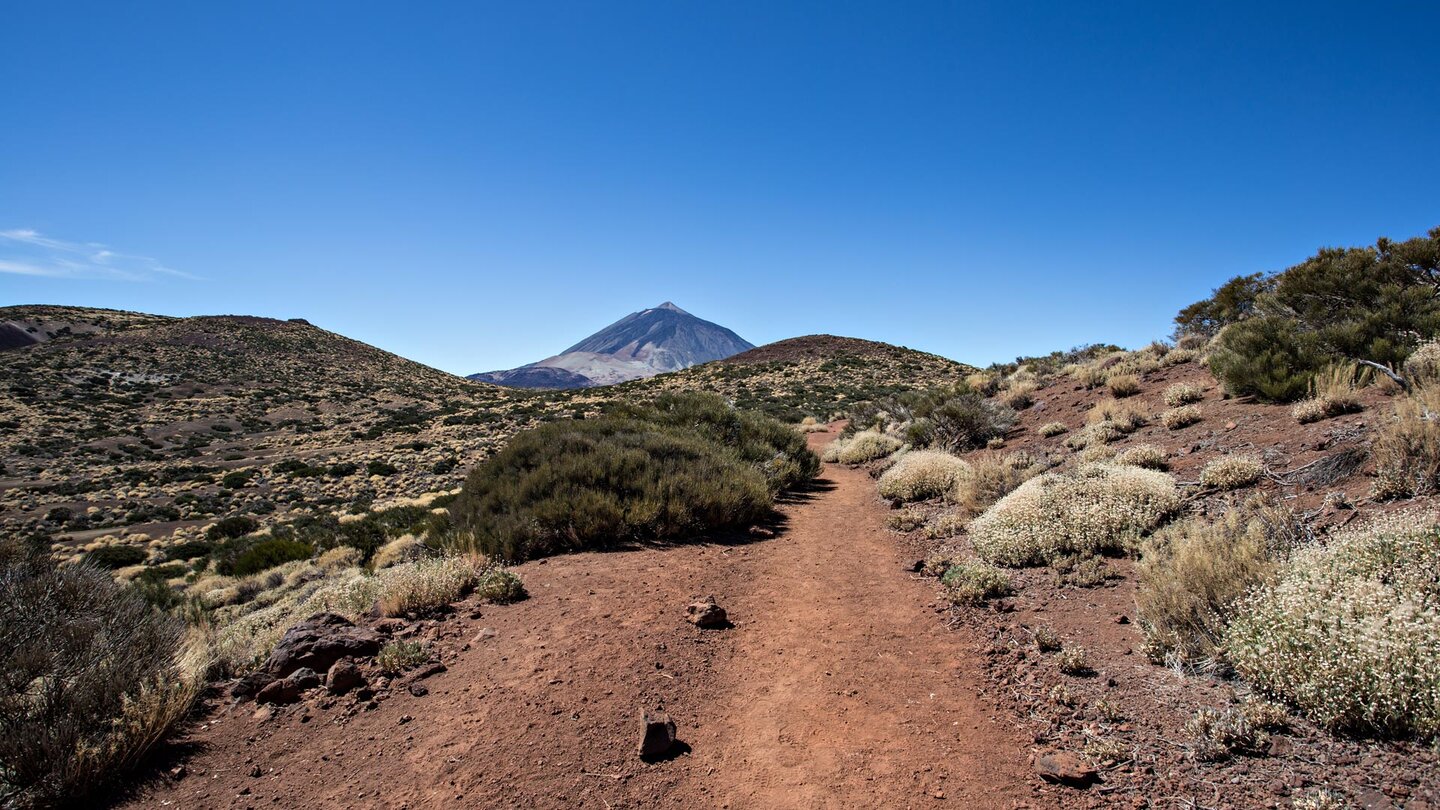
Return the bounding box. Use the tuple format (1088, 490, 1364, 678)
(119, 429, 1048, 809)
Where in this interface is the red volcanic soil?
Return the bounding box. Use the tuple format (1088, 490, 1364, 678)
(119, 430, 1052, 809)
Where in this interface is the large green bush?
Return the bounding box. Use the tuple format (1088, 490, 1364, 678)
(450, 393, 815, 561)
(1179, 227, 1440, 401)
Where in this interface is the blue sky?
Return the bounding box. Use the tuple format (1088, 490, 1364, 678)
(2, 2, 1437, 375)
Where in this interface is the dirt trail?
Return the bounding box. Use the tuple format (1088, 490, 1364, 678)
(122, 429, 1041, 809)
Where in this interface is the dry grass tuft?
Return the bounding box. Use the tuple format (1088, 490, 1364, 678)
(1372, 383, 1440, 500)
(1136, 500, 1305, 666)
(941, 560, 1013, 604)
(1086, 398, 1148, 432)
(952, 451, 1049, 516)
(1106, 374, 1141, 398)
(1291, 363, 1364, 424)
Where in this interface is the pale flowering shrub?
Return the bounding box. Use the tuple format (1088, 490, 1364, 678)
(1226, 512, 1440, 738)
(1201, 456, 1265, 490)
(1161, 405, 1203, 430)
(876, 450, 970, 503)
(1115, 444, 1168, 471)
(1064, 420, 1125, 450)
(1163, 382, 1205, 407)
(1037, 421, 1068, 437)
(1402, 339, 1440, 385)
(970, 463, 1180, 566)
(1160, 348, 1198, 366)
(941, 560, 1012, 604)
(1086, 398, 1148, 432)
(822, 430, 901, 464)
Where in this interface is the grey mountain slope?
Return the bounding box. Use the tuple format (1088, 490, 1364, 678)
(469, 302, 754, 389)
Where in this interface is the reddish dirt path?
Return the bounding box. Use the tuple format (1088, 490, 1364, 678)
(120, 429, 1041, 809)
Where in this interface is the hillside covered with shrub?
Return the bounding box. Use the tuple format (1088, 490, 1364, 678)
(831, 225, 1440, 808)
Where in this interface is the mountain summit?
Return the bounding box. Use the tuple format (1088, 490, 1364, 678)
(469, 302, 755, 389)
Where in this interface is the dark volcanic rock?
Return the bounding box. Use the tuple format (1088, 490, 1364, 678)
(326, 659, 366, 694)
(1035, 751, 1098, 786)
(638, 709, 678, 759)
(265, 613, 382, 678)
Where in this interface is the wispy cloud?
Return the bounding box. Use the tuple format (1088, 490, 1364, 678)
(0, 229, 199, 281)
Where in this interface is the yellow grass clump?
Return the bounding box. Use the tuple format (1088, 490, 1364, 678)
(1372, 384, 1440, 500)
(1161, 404, 1203, 430)
(1163, 382, 1205, 407)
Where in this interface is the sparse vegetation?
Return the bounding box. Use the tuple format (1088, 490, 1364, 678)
(1106, 374, 1141, 397)
(1037, 421, 1068, 437)
(1291, 363, 1363, 424)
(951, 451, 1048, 516)
(823, 429, 903, 464)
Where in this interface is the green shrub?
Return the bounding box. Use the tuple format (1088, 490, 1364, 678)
(1226, 512, 1440, 738)
(970, 463, 1180, 566)
(206, 515, 259, 541)
(475, 568, 527, 603)
(83, 544, 147, 570)
(0, 539, 198, 805)
(220, 469, 254, 489)
(375, 640, 429, 674)
(450, 394, 809, 561)
(215, 537, 314, 577)
(366, 460, 398, 477)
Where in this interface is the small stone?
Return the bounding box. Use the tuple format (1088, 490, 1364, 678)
(170, 765, 187, 780)
(249, 764, 263, 778)
(408, 683, 429, 697)
(326, 659, 366, 695)
(685, 597, 729, 629)
(638, 709, 677, 759)
(1035, 751, 1097, 786)
(1113, 614, 1130, 624)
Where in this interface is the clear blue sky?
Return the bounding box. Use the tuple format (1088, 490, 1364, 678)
(2, 2, 1437, 374)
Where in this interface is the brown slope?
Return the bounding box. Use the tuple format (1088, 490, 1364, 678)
(119, 429, 1044, 809)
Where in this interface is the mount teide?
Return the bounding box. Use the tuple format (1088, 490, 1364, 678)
(469, 302, 755, 389)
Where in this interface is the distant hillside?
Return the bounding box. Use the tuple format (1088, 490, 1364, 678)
(471, 302, 754, 388)
(610, 334, 975, 422)
(0, 305, 565, 550)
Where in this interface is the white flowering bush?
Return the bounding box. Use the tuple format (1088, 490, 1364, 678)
(1201, 456, 1264, 490)
(822, 430, 901, 464)
(1226, 513, 1440, 738)
(1115, 444, 1168, 471)
(876, 450, 970, 503)
(970, 463, 1180, 566)
(1163, 383, 1205, 407)
(1403, 339, 1440, 385)
(1161, 405, 1203, 430)
(1037, 421, 1068, 437)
